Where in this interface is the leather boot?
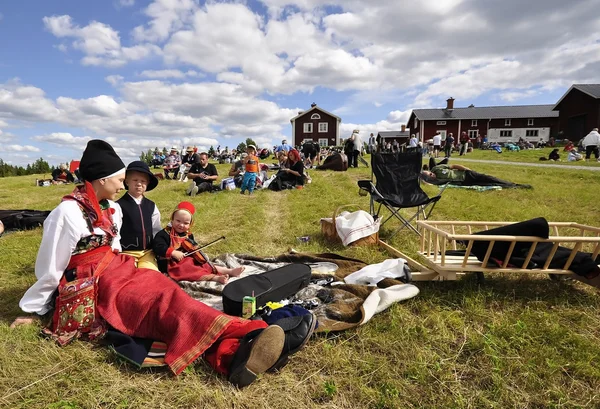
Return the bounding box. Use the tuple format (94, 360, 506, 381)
(268, 312, 317, 372)
(228, 325, 284, 388)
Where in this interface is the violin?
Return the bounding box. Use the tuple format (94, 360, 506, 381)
(181, 235, 226, 265)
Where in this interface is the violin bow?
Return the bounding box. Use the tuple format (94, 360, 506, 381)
(183, 235, 226, 257)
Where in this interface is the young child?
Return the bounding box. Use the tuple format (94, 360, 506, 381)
(240, 144, 260, 195)
(117, 161, 162, 271)
(153, 201, 244, 283)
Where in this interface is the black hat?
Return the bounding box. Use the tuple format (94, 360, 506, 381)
(124, 160, 159, 191)
(79, 140, 126, 182)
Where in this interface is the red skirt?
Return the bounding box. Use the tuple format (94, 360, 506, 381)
(168, 257, 215, 282)
(70, 247, 243, 375)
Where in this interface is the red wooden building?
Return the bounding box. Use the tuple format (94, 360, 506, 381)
(290, 103, 341, 147)
(553, 84, 600, 142)
(407, 98, 559, 144)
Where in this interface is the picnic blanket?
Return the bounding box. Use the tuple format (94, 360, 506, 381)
(105, 251, 419, 368)
(178, 252, 418, 333)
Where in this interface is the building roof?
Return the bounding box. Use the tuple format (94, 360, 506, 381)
(290, 105, 341, 122)
(553, 84, 600, 110)
(411, 104, 558, 121)
(377, 131, 410, 139)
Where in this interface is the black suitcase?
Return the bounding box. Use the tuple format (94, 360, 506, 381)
(222, 264, 311, 316)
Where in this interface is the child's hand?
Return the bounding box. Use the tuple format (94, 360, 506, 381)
(171, 250, 185, 261)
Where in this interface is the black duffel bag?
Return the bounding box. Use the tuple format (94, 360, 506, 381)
(222, 264, 311, 316)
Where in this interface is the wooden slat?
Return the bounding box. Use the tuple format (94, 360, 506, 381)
(542, 242, 560, 270)
(481, 241, 495, 268)
(441, 237, 447, 266)
(451, 225, 457, 250)
(502, 241, 517, 268)
(562, 242, 582, 271)
(521, 242, 538, 269)
(462, 240, 474, 268)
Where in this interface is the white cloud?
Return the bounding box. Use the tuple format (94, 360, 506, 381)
(132, 0, 198, 43)
(0, 144, 41, 153)
(43, 15, 160, 67)
(119, 0, 135, 7)
(33, 133, 92, 148)
(139, 69, 202, 79)
(105, 75, 124, 86)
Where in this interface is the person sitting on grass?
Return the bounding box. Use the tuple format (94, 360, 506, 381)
(163, 147, 181, 180)
(153, 201, 244, 283)
(186, 152, 218, 196)
(116, 161, 161, 271)
(240, 145, 260, 195)
(51, 164, 75, 184)
(422, 163, 532, 188)
(568, 149, 584, 162)
(548, 149, 561, 161)
(12, 139, 313, 388)
(281, 148, 305, 186)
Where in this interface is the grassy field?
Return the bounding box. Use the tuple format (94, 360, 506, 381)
(1, 158, 600, 408)
(452, 146, 600, 167)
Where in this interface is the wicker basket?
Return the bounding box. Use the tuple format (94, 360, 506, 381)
(320, 204, 379, 246)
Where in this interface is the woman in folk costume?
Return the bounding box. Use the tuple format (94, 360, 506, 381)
(13, 139, 314, 387)
(153, 201, 244, 283)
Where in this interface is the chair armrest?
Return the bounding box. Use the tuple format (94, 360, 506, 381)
(357, 180, 374, 193)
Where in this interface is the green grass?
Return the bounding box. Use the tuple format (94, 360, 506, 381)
(1, 159, 600, 408)
(453, 146, 600, 167)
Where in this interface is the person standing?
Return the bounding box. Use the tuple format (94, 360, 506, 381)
(409, 134, 418, 149)
(432, 132, 442, 158)
(444, 133, 455, 158)
(187, 152, 219, 196)
(351, 130, 363, 168)
(459, 132, 469, 156)
(368, 133, 376, 153)
(582, 128, 600, 162)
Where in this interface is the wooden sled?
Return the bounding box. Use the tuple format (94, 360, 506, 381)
(379, 220, 600, 284)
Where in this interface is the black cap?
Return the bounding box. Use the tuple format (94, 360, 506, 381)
(124, 160, 159, 191)
(79, 140, 125, 182)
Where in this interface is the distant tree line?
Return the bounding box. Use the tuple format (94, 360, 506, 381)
(0, 157, 52, 177)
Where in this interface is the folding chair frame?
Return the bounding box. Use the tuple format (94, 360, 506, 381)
(358, 151, 447, 237)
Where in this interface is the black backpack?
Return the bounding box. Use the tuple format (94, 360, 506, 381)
(222, 264, 311, 316)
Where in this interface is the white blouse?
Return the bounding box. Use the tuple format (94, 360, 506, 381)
(19, 200, 123, 315)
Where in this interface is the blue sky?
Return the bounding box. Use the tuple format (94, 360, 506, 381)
(1, 0, 599, 166)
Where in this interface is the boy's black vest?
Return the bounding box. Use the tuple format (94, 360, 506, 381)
(117, 194, 155, 251)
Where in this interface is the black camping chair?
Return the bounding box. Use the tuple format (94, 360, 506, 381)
(357, 149, 447, 237)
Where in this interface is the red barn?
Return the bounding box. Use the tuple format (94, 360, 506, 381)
(407, 98, 559, 144)
(553, 84, 600, 142)
(290, 103, 341, 148)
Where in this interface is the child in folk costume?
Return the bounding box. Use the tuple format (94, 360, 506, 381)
(240, 144, 260, 195)
(153, 201, 244, 283)
(116, 161, 161, 271)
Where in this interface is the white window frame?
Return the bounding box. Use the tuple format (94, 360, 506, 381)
(318, 122, 328, 133)
(303, 123, 313, 133)
(318, 138, 328, 147)
(311, 113, 321, 120)
(528, 119, 534, 126)
(436, 130, 447, 139)
(499, 130, 513, 137)
(471, 120, 478, 127)
(505, 119, 511, 126)
(436, 121, 446, 125)
(526, 130, 539, 137)
(414, 118, 417, 129)
(468, 130, 478, 138)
